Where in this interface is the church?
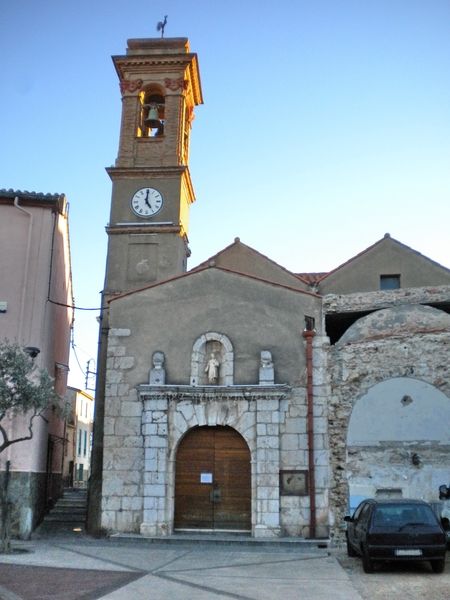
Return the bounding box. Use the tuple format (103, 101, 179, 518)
(88, 37, 450, 540)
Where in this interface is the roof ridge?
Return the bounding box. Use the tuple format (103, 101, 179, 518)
(109, 263, 321, 304)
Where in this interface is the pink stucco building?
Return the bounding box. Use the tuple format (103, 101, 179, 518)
(0, 189, 73, 538)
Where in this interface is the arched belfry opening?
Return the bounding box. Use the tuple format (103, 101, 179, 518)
(138, 86, 165, 137)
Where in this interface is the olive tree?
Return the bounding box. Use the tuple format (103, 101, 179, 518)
(0, 340, 59, 552)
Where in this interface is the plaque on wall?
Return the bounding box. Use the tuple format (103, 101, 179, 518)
(280, 470, 309, 496)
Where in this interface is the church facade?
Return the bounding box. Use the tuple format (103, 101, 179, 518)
(89, 37, 450, 540)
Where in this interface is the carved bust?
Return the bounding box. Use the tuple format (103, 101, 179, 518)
(149, 351, 166, 385)
(259, 350, 274, 385)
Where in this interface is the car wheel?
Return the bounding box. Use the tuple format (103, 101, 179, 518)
(362, 548, 374, 573)
(431, 559, 445, 574)
(346, 536, 357, 557)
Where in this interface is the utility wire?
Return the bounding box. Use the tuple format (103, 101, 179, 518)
(48, 298, 102, 311)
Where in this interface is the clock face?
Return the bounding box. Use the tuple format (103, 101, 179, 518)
(131, 187, 163, 217)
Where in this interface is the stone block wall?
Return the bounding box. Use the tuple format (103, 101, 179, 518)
(328, 329, 450, 540)
(102, 327, 331, 539)
(101, 328, 144, 533)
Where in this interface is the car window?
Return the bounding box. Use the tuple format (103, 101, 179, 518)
(353, 502, 366, 520)
(358, 504, 371, 526)
(373, 504, 438, 527)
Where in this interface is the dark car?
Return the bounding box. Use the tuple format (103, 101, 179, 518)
(344, 498, 448, 574)
(430, 501, 450, 549)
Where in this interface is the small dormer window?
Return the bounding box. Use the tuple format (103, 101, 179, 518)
(138, 88, 165, 137)
(380, 275, 400, 290)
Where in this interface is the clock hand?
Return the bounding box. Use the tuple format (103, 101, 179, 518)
(144, 189, 151, 208)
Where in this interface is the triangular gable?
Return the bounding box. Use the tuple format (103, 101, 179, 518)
(192, 238, 309, 292)
(109, 260, 320, 305)
(318, 234, 450, 295)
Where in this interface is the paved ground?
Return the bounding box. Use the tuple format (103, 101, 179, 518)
(0, 534, 447, 599)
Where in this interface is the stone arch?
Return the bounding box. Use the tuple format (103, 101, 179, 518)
(169, 398, 256, 457)
(346, 377, 450, 511)
(190, 332, 234, 386)
(166, 401, 256, 534)
(328, 308, 450, 538)
(138, 83, 165, 137)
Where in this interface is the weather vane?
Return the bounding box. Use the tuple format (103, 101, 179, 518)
(157, 15, 168, 38)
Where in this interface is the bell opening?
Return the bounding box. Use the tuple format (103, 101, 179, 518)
(142, 92, 165, 137)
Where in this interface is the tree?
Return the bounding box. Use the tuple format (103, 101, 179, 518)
(0, 340, 59, 552)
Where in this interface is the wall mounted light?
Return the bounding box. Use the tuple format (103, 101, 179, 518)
(24, 346, 40, 358)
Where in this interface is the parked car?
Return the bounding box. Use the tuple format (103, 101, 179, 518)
(344, 498, 448, 574)
(430, 501, 450, 549)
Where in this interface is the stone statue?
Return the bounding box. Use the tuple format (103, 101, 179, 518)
(205, 352, 220, 384)
(149, 351, 166, 385)
(259, 350, 274, 385)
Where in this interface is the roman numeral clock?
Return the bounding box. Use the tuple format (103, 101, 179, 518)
(131, 187, 163, 217)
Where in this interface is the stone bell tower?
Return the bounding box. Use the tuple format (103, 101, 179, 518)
(88, 38, 202, 534)
(104, 37, 203, 297)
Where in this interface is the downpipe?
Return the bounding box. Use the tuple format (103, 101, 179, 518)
(303, 329, 316, 538)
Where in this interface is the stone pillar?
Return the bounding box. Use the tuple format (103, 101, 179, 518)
(254, 397, 281, 537)
(312, 334, 331, 538)
(140, 396, 170, 536)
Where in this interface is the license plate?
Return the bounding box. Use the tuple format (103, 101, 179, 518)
(395, 549, 422, 557)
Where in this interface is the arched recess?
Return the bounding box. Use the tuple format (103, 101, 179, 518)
(346, 377, 450, 511)
(137, 84, 165, 137)
(174, 425, 251, 531)
(190, 332, 234, 386)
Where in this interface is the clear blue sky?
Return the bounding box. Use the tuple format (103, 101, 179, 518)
(2, 1, 449, 390)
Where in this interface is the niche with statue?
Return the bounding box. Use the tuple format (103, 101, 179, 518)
(190, 332, 234, 386)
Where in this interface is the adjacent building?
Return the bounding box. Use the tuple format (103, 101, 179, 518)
(89, 37, 450, 540)
(63, 387, 94, 488)
(0, 189, 73, 537)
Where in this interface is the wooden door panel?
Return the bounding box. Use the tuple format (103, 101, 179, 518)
(174, 426, 251, 531)
(174, 429, 214, 528)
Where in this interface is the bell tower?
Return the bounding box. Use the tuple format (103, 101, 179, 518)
(104, 38, 203, 296)
(88, 38, 202, 535)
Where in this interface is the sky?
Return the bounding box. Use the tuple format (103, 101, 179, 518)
(1, 0, 449, 391)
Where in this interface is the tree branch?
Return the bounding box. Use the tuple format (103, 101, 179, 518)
(0, 409, 40, 454)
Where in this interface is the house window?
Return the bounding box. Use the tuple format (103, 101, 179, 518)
(77, 429, 82, 456)
(380, 275, 400, 290)
(83, 430, 87, 457)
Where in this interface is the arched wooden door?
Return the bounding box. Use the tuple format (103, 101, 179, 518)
(174, 426, 251, 531)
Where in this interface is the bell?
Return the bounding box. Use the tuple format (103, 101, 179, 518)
(145, 105, 161, 128)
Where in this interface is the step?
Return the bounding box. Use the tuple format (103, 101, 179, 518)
(54, 500, 87, 508)
(34, 522, 86, 536)
(110, 532, 331, 550)
(44, 513, 86, 523)
(50, 508, 87, 517)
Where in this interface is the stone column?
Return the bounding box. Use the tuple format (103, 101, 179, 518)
(312, 334, 332, 538)
(140, 396, 170, 536)
(254, 397, 281, 537)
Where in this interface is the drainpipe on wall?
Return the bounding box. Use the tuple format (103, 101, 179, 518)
(13, 196, 33, 343)
(303, 328, 316, 538)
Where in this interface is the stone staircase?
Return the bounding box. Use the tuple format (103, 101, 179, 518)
(35, 488, 87, 535)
